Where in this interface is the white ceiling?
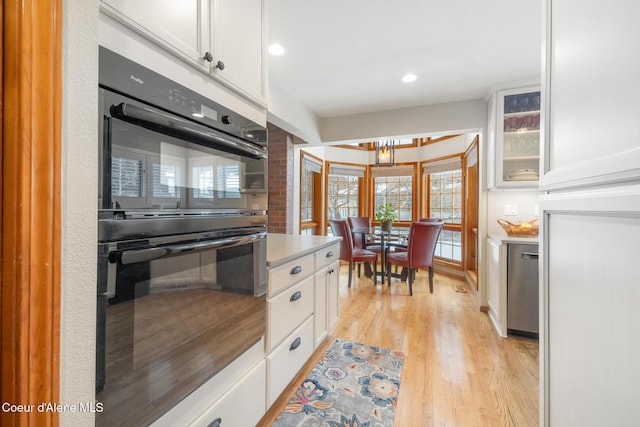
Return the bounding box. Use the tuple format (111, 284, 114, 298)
(267, 0, 542, 119)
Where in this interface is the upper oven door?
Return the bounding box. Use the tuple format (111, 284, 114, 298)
(99, 88, 267, 211)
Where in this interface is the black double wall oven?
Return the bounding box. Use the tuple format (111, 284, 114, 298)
(96, 47, 268, 426)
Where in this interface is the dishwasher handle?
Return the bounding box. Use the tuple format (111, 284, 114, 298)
(521, 252, 539, 260)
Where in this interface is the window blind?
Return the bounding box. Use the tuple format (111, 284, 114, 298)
(302, 155, 322, 174)
(371, 165, 414, 177)
(328, 164, 365, 177)
(422, 157, 462, 175)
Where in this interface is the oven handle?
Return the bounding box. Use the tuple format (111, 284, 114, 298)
(110, 102, 267, 160)
(115, 233, 265, 265)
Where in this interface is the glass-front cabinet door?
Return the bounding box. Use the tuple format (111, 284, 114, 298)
(494, 86, 541, 188)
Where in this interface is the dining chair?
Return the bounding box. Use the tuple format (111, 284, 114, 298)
(347, 216, 371, 249)
(390, 217, 442, 254)
(329, 219, 378, 288)
(385, 220, 443, 295)
(347, 216, 382, 276)
(419, 217, 443, 223)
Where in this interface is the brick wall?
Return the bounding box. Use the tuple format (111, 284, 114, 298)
(267, 123, 294, 233)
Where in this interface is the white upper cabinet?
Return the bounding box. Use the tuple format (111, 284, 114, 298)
(541, 1, 640, 191)
(210, 0, 266, 107)
(100, 0, 267, 107)
(489, 85, 541, 189)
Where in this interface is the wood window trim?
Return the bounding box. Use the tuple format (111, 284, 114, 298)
(299, 150, 324, 235)
(419, 134, 462, 146)
(1, 1, 62, 426)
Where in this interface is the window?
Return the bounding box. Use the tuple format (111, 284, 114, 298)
(371, 165, 415, 222)
(191, 165, 214, 199)
(152, 162, 180, 198)
(189, 157, 242, 204)
(326, 163, 364, 234)
(429, 169, 462, 224)
(112, 155, 146, 198)
(300, 152, 323, 235)
(215, 163, 241, 199)
(423, 156, 463, 265)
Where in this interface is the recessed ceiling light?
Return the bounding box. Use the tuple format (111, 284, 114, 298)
(268, 43, 285, 56)
(402, 73, 417, 83)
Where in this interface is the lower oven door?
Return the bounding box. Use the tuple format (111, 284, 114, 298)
(96, 230, 266, 427)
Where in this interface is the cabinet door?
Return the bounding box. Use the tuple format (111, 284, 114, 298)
(541, 1, 640, 191)
(327, 261, 340, 331)
(313, 269, 328, 348)
(100, 0, 209, 72)
(494, 86, 541, 188)
(189, 360, 266, 427)
(266, 316, 314, 407)
(313, 261, 340, 348)
(487, 238, 507, 337)
(211, 0, 267, 106)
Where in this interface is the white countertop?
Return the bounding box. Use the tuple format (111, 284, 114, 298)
(266, 233, 342, 267)
(488, 233, 539, 245)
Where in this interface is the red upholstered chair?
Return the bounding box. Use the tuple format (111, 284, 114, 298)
(385, 220, 443, 295)
(347, 216, 382, 277)
(329, 219, 378, 288)
(347, 217, 380, 252)
(419, 217, 443, 223)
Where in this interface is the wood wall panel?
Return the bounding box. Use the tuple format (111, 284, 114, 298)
(1, 0, 62, 426)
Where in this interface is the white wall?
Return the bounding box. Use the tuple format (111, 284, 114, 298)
(267, 84, 322, 144)
(60, 0, 99, 425)
(268, 73, 486, 147)
(486, 190, 539, 236)
(320, 98, 486, 143)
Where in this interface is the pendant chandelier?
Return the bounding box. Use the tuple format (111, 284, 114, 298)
(375, 140, 396, 166)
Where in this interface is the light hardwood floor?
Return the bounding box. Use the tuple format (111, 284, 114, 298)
(258, 264, 538, 427)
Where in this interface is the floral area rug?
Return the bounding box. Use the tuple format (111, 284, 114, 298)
(272, 338, 405, 427)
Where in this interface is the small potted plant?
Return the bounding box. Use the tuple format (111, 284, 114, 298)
(374, 202, 398, 232)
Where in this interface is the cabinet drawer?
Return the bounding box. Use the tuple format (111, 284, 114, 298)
(267, 275, 314, 351)
(268, 253, 314, 297)
(190, 360, 266, 427)
(315, 243, 341, 270)
(266, 316, 314, 407)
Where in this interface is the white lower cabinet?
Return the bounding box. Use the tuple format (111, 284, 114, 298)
(487, 237, 507, 337)
(190, 360, 266, 427)
(314, 260, 340, 347)
(266, 316, 314, 407)
(265, 240, 341, 410)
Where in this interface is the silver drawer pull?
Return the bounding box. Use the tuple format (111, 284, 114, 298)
(289, 337, 302, 351)
(207, 417, 222, 427)
(290, 291, 302, 302)
(290, 266, 302, 275)
(326, 251, 334, 258)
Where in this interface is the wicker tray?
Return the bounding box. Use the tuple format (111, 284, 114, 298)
(497, 218, 539, 237)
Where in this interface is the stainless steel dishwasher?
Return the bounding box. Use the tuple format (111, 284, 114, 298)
(507, 243, 539, 337)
